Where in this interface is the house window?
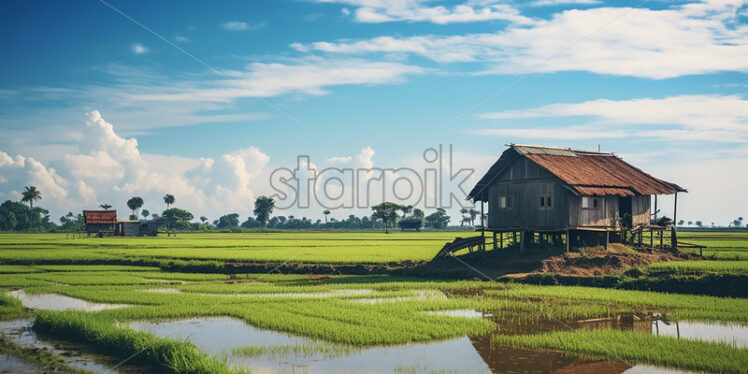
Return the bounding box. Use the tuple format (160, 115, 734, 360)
(499, 195, 511, 209)
(582, 196, 599, 209)
(540, 195, 553, 209)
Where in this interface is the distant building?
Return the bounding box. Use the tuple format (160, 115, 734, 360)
(467, 144, 686, 250)
(82, 210, 158, 237)
(83, 210, 118, 235)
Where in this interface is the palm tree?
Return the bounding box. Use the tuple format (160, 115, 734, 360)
(323, 210, 330, 224)
(126, 197, 144, 218)
(99, 203, 112, 210)
(21, 186, 42, 208)
(163, 194, 175, 209)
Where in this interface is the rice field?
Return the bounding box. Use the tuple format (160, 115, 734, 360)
(0, 231, 746, 373)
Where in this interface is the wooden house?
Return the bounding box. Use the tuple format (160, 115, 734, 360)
(83, 210, 118, 235)
(467, 145, 686, 250)
(83, 210, 158, 236)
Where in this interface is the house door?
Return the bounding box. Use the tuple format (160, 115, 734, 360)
(619, 196, 632, 226)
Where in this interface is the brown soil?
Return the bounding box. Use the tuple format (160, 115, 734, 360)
(405, 243, 699, 280)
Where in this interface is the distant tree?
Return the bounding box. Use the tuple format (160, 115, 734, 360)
(733, 219, 742, 228)
(253, 196, 275, 229)
(241, 217, 261, 228)
(323, 210, 330, 224)
(200, 216, 208, 224)
(141, 209, 150, 219)
(678, 219, 685, 226)
(0, 201, 46, 231)
(424, 208, 450, 229)
(163, 194, 175, 209)
(711, 222, 715, 227)
(216, 213, 240, 228)
(695, 221, 703, 227)
(688, 221, 693, 226)
(21, 186, 42, 208)
(371, 202, 406, 234)
(6, 212, 17, 231)
(468, 208, 479, 226)
(402, 205, 413, 216)
(161, 208, 193, 229)
(412, 208, 424, 219)
(99, 203, 112, 210)
(126, 197, 144, 217)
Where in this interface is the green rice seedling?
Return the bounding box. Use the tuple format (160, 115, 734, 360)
(492, 329, 748, 373)
(0, 292, 29, 320)
(33, 310, 239, 374)
(0, 332, 94, 373)
(231, 342, 354, 359)
(648, 261, 748, 274)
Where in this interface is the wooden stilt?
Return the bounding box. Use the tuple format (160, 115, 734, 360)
(604, 231, 609, 251)
(650, 229, 653, 247)
(565, 230, 570, 252)
(520, 231, 525, 252)
(492, 232, 498, 250)
(672, 193, 679, 251)
(500, 232, 504, 249)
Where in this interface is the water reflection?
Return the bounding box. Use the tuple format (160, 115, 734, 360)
(7, 289, 129, 311)
(0, 319, 145, 373)
(129, 316, 703, 374)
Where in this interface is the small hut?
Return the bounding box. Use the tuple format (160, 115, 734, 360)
(467, 144, 686, 250)
(83, 210, 118, 235)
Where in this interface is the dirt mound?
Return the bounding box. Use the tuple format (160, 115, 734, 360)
(403, 244, 698, 279)
(536, 243, 693, 277)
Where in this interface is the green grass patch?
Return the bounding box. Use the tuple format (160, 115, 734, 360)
(648, 261, 748, 274)
(33, 310, 238, 374)
(493, 329, 748, 373)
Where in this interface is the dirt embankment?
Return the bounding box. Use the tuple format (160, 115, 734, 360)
(400, 243, 699, 280)
(533, 243, 695, 277)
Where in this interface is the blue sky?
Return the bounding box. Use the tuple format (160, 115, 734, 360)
(0, 0, 746, 225)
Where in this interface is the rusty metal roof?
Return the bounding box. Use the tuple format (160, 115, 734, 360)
(83, 210, 118, 224)
(468, 145, 686, 201)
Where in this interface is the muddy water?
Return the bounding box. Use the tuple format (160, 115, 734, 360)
(0, 319, 146, 373)
(8, 289, 130, 311)
(130, 317, 700, 374)
(0, 353, 39, 373)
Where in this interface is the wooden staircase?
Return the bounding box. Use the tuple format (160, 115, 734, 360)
(432, 236, 485, 260)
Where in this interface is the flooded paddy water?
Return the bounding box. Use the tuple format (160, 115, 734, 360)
(0, 319, 147, 373)
(129, 315, 709, 374)
(8, 289, 130, 311)
(4, 288, 743, 373)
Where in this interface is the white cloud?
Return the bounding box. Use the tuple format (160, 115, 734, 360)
(478, 95, 748, 131)
(174, 35, 190, 42)
(130, 57, 424, 102)
(316, 0, 535, 24)
(298, 1, 748, 78)
(131, 43, 148, 55)
(0, 111, 273, 221)
(222, 21, 266, 31)
(325, 156, 353, 164)
(530, 0, 600, 7)
(475, 94, 748, 143)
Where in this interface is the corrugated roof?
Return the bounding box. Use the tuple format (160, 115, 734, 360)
(83, 210, 118, 224)
(468, 144, 686, 201)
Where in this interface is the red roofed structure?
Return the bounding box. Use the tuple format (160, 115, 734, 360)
(83, 210, 118, 234)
